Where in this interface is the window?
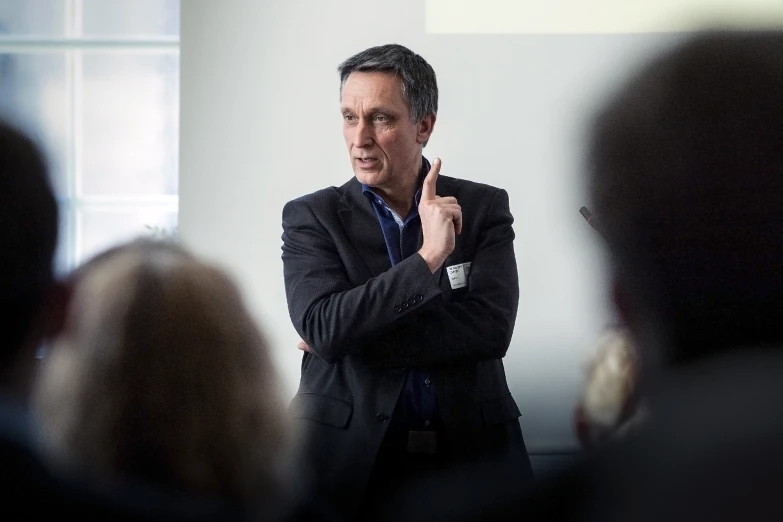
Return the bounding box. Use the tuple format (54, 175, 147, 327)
(0, 0, 180, 274)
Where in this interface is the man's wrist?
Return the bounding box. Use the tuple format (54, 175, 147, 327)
(418, 248, 445, 273)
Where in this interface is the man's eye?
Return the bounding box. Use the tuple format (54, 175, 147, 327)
(344, 114, 356, 122)
(374, 115, 389, 122)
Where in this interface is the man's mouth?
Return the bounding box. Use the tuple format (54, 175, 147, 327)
(357, 157, 378, 168)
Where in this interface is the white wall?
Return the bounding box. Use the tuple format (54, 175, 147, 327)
(427, 0, 783, 33)
(179, 0, 678, 451)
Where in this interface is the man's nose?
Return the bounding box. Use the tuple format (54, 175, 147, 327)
(353, 120, 373, 148)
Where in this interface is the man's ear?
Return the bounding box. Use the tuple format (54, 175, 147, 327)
(42, 280, 73, 341)
(416, 114, 436, 145)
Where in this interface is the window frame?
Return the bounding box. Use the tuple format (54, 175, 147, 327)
(0, 0, 179, 271)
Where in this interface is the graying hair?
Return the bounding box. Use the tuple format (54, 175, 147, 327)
(338, 44, 438, 123)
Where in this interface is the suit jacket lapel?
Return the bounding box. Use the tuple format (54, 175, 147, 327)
(338, 178, 392, 278)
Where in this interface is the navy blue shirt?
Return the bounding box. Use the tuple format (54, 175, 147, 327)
(361, 157, 441, 432)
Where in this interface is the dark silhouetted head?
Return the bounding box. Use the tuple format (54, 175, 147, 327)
(0, 119, 57, 377)
(587, 31, 783, 365)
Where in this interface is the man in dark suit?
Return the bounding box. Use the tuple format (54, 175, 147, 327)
(281, 44, 534, 520)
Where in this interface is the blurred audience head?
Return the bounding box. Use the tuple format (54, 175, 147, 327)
(0, 119, 58, 395)
(575, 327, 644, 449)
(587, 30, 783, 367)
(33, 239, 292, 511)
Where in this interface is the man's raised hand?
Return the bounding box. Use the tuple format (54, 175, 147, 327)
(418, 158, 462, 273)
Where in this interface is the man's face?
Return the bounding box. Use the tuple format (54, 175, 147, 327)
(341, 71, 434, 192)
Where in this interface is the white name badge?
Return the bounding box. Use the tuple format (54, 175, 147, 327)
(446, 262, 472, 289)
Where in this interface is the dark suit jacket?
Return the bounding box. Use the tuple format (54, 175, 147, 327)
(281, 173, 533, 519)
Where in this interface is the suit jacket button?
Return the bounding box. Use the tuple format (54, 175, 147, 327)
(407, 298, 415, 306)
(415, 294, 423, 302)
(376, 413, 389, 423)
(401, 301, 409, 309)
(394, 305, 402, 313)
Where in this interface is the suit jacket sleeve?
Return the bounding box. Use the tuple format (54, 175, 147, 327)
(281, 188, 519, 367)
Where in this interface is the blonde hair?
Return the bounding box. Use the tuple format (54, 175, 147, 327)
(33, 240, 291, 508)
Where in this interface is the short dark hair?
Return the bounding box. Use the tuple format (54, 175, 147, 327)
(587, 30, 783, 362)
(338, 43, 438, 123)
(0, 120, 58, 367)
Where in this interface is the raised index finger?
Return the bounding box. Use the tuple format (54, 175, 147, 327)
(421, 158, 441, 201)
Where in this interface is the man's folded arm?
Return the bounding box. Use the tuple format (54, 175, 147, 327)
(360, 189, 519, 368)
(281, 199, 442, 363)
(282, 188, 519, 367)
